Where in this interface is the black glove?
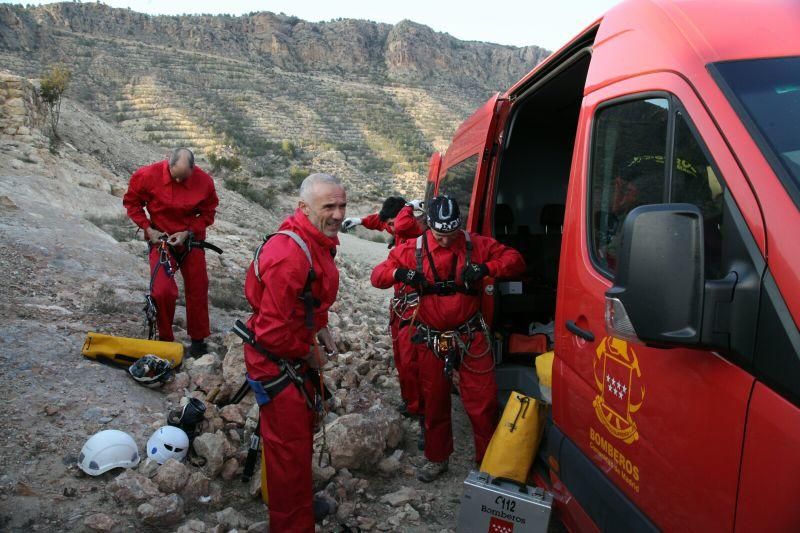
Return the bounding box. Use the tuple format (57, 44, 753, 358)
(462, 263, 489, 284)
(394, 268, 425, 289)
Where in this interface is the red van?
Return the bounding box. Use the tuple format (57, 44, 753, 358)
(427, 0, 800, 530)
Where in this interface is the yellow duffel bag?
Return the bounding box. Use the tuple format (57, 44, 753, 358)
(81, 332, 184, 368)
(480, 391, 547, 483)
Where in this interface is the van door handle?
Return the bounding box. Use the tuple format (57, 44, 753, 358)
(566, 320, 595, 342)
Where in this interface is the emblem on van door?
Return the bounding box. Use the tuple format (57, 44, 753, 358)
(592, 337, 645, 444)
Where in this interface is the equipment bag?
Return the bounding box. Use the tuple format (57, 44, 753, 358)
(480, 391, 547, 484)
(81, 332, 184, 368)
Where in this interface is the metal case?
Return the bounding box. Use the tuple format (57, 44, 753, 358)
(457, 471, 553, 532)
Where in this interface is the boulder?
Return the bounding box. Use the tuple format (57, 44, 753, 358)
(176, 519, 207, 533)
(153, 458, 189, 493)
(218, 335, 246, 402)
(381, 486, 419, 507)
(324, 402, 402, 470)
(181, 471, 211, 506)
(108, 470, 160, 504)
(137, 493, 185, 526)
(193, 431, 226, 477)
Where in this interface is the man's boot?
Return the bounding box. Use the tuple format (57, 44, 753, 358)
(397, 401, 410, 418)
(189, 338, 209, 358)
(313, 494, 335, 523)
(417, 458, 448, 483)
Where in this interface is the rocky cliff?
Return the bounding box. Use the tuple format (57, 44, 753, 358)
(0, 2, 549, 199)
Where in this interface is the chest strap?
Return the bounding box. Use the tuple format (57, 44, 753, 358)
(252, 230, 317, 330)
(414, 230, 477, 295)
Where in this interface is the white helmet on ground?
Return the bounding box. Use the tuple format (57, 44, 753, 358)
(78, 429, 140, 476)
(147, 426, 189, 464)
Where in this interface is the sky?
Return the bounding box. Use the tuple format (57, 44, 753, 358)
(6, 0, 622, 50)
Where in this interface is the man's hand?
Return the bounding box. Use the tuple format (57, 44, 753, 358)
(316, 327, 337, 355)
(341, 218, 362, 232)
(394, 268, 426, 289)
(462, 263, 489, 284)
(145, 227, 167, 244)
(407, 199, 425, 212)
(167, 231, 190, 246)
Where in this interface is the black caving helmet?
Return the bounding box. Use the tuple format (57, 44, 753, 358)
(167, 397, 207, 441)
(427, 195, 461, 234)
(379, 196, 407, 221)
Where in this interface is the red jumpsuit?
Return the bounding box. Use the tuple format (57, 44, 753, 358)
(243, 209, 339, 533)
(371, 231, 525, 463)
(123, 161, 218, 342)
(362, 206, 425, 414)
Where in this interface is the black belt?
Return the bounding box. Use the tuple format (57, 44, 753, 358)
(231, 320, 333, 409)
(231, 320, 315, 407)
(418, 280, 478, 296)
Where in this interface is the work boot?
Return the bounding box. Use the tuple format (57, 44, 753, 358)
(417, 458, 448, 483)
(397, 401, 410, 418)
(313, 494, 334, 523)
(417, 417, 425, 451)
(189, 339, 208, 358)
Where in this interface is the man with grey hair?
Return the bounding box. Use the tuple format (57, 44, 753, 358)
(123, 147, 219, 356)
(241, 172, 344, 530)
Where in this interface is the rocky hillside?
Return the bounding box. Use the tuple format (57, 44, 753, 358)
(0, 2, 549, 199)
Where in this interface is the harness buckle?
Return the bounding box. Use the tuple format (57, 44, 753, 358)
(437, 331, 456, 355)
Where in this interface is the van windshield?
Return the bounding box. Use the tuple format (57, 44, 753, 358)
(712, 56, 800, 206)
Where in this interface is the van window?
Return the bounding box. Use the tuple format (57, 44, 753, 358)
(671, 110, 724, 279)
(438, 154, 479, 224)
(712, 56, 800, 207)
(590, 98, 669, 274)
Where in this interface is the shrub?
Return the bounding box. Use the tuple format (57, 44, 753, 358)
(208, 153, 241, 173)
(288, 166, 310, 186)
(38, 65, 71, 138)
(280, 139, 296, 158)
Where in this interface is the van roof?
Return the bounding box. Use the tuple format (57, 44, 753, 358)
(506, 0, 800, 98)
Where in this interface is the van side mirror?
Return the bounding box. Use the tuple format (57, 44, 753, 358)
(605, 204, 704, 345)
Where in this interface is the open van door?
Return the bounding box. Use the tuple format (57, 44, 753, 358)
(436, 94, 509, 324)
(436, 93, 508, 231)
(425, 152, 441, 205)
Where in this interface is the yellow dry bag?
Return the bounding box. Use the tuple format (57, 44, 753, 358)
(81, 332, 184, 368)
(480, 391, 547, 483)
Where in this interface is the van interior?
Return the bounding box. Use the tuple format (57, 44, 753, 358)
(491, 50, 592, 401)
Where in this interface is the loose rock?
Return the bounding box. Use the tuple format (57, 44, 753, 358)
(193, 431, 226, 477)
(381, 486, 419, 507)
(215, 506, 250, 530)
(154, 458, 189, 493)
(137, 493, 185, 526)
(108, 470, 160, 504)
(83, 513, 116, 532)
(325, 403, 402, 470)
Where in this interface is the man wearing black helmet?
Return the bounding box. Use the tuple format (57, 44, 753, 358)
(371, 195, 525, 482)
(344, 197, 427, 422)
